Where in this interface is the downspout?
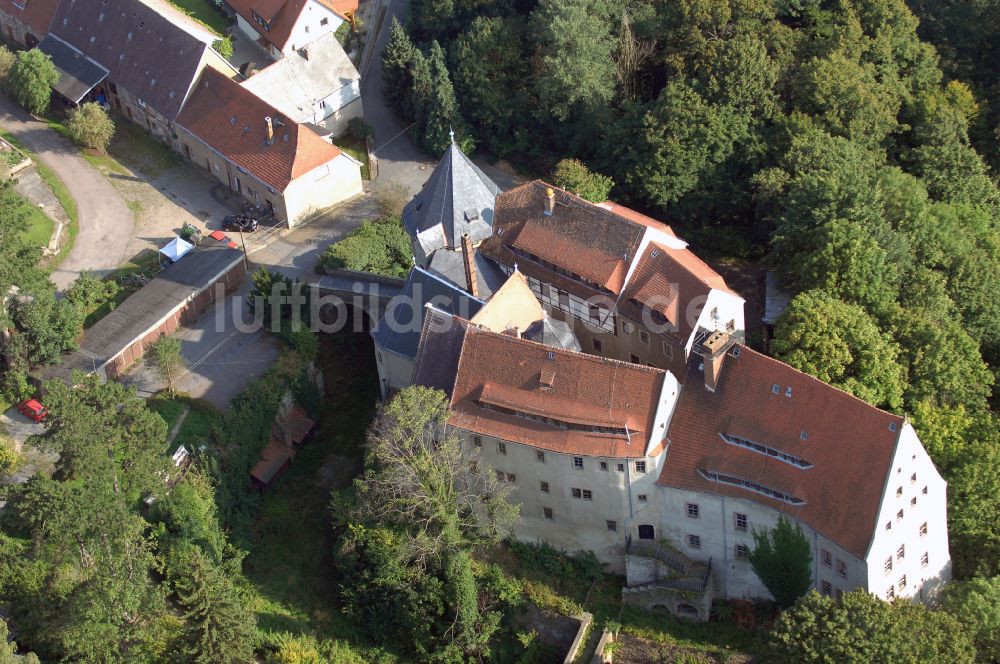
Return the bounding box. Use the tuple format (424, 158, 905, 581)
(721, 495, 728, 596)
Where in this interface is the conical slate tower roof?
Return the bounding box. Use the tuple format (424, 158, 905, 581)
(402, 139, 501, 259)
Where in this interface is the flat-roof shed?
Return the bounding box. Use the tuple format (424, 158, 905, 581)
(37, 34, 109, 104)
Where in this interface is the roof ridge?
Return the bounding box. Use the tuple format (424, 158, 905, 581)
(737, 344, 904, 420)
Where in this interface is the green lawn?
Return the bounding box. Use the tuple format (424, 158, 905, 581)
(148, 395, 221, 453)
(167, 0, 231, 35)
(105, 119, 181, 178)
(337, 138, 371, 180)
(20, 199, 54, 248)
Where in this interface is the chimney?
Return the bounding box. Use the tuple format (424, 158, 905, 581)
(702, 330, 730, 392)
(265, 116, 274, 143)
(461, 233, 479, 298)
(544, 187, 555, 216)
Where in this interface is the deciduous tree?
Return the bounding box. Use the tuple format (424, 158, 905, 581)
(148, 335, 185, 394)
(67, 102, 115, 151)
(550, 159, 614, 202)
(7, 49, 57, 115)
(748, 516, 812, 608)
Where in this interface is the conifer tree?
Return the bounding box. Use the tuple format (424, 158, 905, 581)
(418, 41, 467, 157)
(381, 18, 417, 117)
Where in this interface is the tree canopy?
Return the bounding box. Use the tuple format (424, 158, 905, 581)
(7, 49, 57, 115)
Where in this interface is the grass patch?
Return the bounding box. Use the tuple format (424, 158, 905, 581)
(105, 119, 180, 178)
(166, 0, 230, 35)
(19, 198, 54, 248)
(148, 394, 221, 453)
(336, 138, 370, 181)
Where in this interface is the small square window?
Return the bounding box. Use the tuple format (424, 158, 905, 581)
(898, 575, 906, 591)
(896, 486, 903, 497)
(607, 520, 618, 532)
(543, 507, 553, 520)
(922, 485, 928, 495)
(822, 549, 832, 567)
(734, 513, 748, 531)
(910, 496, 916, 507)
(616, 463, 625, 472)
(735, 543, 749, 560)
(498, 442, 507, 456)
(884, 557, 893, 573)
(582, 489, 593, 500)
(473, 436, 482, 448)
(573, 456, 584, 469)
(836, 560, 847, 578)
(663, 340, 673, 358)
(639, 330, 650, 345)
(622, 320, 634, 335)
(536, 451, 546, 463)
(921, 552, 929, 567)
(897, 509, 904, 522)
(896, 545, 905, 560)
(821, 580, 832, 596)
(571, 488, 582, 499)
(686, 503, 700, 518)
(687, 534, 701, 548)
(506, 473, 516, 483)
(592, 338, 604, 353)
(920, 522, 928, 536)
(540, 481, 549, 493)
(600, 461, 608, 471)
(630, 353, 640, 364)
(635, 461, 647, 473)
(637, 494, 648, 504)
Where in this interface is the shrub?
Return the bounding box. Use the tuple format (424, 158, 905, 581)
(550, 158, 614, 203)
(212, 36, 233, 59)
(7, 49, 57, 115)
(320, 216, 412, 278)
(65, 270, 120, 310)
(66, 102, 115, 151)
(0, 45, 15, 83)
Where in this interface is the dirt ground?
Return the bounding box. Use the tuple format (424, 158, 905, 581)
(612, 632, 754, 664)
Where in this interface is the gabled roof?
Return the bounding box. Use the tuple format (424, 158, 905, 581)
(226, 0, 357, 52)
(426, 248, 506, 298)
(446, 327, 666, 458)
(410, 308, 469, 398)
(50, 0, 215, 119)
(659, 346, 904, 558)
(523, 316, 581, 351)
(177, 67, 341, 192)
(403, 140, 500, 256)
(240, 32, 360, 125)
(4, 0, 58, 37)
(371, 266, 484, 360)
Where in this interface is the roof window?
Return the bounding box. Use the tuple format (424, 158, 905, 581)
(785, 386, 793, 397)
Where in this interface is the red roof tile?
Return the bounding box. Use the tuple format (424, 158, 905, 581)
(596, 201, 675, 236)
(449, 326, 666, 458)
(659, 345, 903, 558)
(227, 0, 356, 51)
(177, 68, 340, 192)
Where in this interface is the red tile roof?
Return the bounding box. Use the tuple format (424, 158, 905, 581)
(4, 0, 58, 36)
(596, 201, 675, 236)
(448, 326, 666, 458)
(659, 345, 903, 558)
(177, 68, 340, 192)
(227, 0, 356, 51)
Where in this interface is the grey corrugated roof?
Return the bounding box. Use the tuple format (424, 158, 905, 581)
(371, 266, 484, 359)
(38, 34, 109, 103)
(425, 247, 506, 298)
(79, 240, 243, 363)
(50, 0, 215, 119)
(402, 140, 500, 256)
(523, 315, 581, 351)
(410, 308, 468, 397)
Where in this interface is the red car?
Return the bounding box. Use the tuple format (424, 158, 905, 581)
(17, 399, 48, 423)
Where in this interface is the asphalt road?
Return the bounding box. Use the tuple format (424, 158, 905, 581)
(0, 94, 134, 291)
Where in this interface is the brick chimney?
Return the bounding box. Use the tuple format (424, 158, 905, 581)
(265, 116, 274, 143)
(462, 233, 479, 298)
(702, 330, 730, 392)
(544, 187, 555, 216)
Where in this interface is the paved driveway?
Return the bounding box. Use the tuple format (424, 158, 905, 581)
(0, 95, 134, 291)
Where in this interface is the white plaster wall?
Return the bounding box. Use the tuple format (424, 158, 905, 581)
(864, 422, 951, 603)
(284, 152, 362, 226)
(373, 345, 414, 398)
(283, 1, 344, 54)
(686, 289, 746, 355)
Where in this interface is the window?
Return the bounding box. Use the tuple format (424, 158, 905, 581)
(920, 522, 928, 536)
(663, 341, 673, 358)
(639, 330, 650, 345)
(897, 545, 905, 560)
(498, 442, 507, 456)
(885, 521, 892, 531)
(898, 575, 907, 591)
(589, 304, 601, 322)
(573, 456, 584, 469)
(320, 16, 328, 25)
(506, 473, 516, 483)
(922, 485, 928, 495)
(473, 436, 482, 448)
(495, 470, 505, 482)
(600, 461, 608, 471)
(897, 509, 904, 522)
(572, 488, 582, 499)
(592, 338, 603, 353)
(540, 481, 549, 493)
(896, 486, 903, 497)
(616, 463, 625, 472)
(686, 503, 700, 518)
(822, 549, 832, 567)
(921, 552, 929, 568)
(735, 543, 749, 560)
(687, 534, 701, 548)
(821, 580, 832, 596)
(719, 433, 814, 469)
(735, 513, 748, 531)
(536, 451, 546, 463)
(837, 559, 847, 579)
(911, 472, 917, 484)
(910, 496, 917, 507)
(543, 507, 553, 520)
(582, 489, 593, 500)
(698, 469, 806, 505)
(635, 461, 647, 473)
(607, 520, 617, 532)
(630, 354, 640, 364)
(622, 320, 634, 335)
(637, 494, 648, 504)
(559, 291, 570, 309)
(637, 524, 654, 540)
(884, 557, 893, 574)
(886, 586, 895, 600)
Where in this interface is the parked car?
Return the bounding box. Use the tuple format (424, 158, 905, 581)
(222, 214, 259, 233)
(17, 399, 48, 423)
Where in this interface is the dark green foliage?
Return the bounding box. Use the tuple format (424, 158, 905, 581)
(382, 18, 418, 116)
(320, 215, 412, 278)
(507, 539, 603, 586)
(211, 36, 233, 59)
(65, 270, 120, 310)
(7, 293, 83, 368)
(766, 589, 975, 662)
(550, 159, 614, 202)
(7, 49, 57, 115)
(748, 516, 812, 609)
(944, 577, 1000, 663)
